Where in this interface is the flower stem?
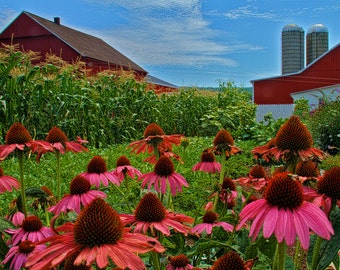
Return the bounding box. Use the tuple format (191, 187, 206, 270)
(293, 240, 304, 270)
(150, 250, 161, 270)
(274, 241, 286, 270)
(213, 153, 226, 211)
(55, 151, 61, 201)
(310, 236, 323, 270)
(18, 151, 27, 217)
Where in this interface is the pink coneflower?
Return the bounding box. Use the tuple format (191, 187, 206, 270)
(219, 177, 240, 209)
(251, 137, 276, 162)
(0, 123, 52, 161)
(48, 175, 106, 215)
(26, 198, 165, 270)
(111, 155, 142, 183)
(6, 215, 53, 245)
(2, 240, 46, 270)
(211, 251, 253, 270)
(191, 211, 233, 235)
(237, 172, 334, 250)
(192, 149, 221, 173)
(80, 156, 120, 188)
(254, 116, 328, 164)
(213, 129, 242, 157)
(0, 167, 20, 193)
(234, 165, 268, 192)
(128, 123, 182, 155)
(45, 126, 88, 155)
(120, 192, 193, 236)
(166, 254, 194, 270)
(139, 155, 189, 195)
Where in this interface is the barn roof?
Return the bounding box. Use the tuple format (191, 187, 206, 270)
(21, 11, 146, 73)
(145, 75, 178, 89)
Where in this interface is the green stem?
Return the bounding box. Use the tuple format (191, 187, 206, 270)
(150, 250, 161, 270)
(111, 184, 133, 213)
(18, 151, 27, 217)
(56, 151, 61, 201)
(293, 240, 304, 270)
(310, 236, 323, 270)
(213, 153, 226, 211)
(274, 241, 286, 270)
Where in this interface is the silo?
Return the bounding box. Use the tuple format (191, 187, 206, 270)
(281, 24, 304, 74)
(306, 24, 329, 65)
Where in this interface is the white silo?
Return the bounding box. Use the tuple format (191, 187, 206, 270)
(306, 24, 329, 65)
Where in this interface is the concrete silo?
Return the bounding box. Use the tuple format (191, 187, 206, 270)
(306, 24, 329, 65)
(281, 24, 305, 74)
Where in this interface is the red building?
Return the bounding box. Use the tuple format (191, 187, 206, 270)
(252, 43, 340, 105)
(0, 11, 178, 92)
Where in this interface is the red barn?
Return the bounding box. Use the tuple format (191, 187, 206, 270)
(252, 43, 340, 120)
(0, 11, 178, 92)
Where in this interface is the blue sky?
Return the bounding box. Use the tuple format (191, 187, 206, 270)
(0, 1, 340, 88)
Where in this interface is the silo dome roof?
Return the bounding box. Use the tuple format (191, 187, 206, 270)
(282, 24, 303, 32)
(307, 24, 328, 34)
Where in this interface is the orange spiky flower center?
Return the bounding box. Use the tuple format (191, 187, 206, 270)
(46, 126, 68, 143)
(154, 155, 174, 176)
(135, 193, 166, 222)
(74, 198, 123, 247)
(296, 160, 320, 177)
(87, 156, 107, 174)
(213, 129, 234, 151)
(144, 123, 165, 138)
(169, 254, 190, 268)
(116, 155, 131, 167)
(201, 149, 215, 162)
(18, 240, 35, 254)
(22, 216, 43, 232)
(265, 173, 303, 209)
(203, 211, 218, 224)
(222, 177, 236, 191)
(70, 175, 91, 195)
(275, 116, 313, 151)
(249, 165, 266, 178)
(5, 123, 32, 145)
(212, 252, 245, 270)
(317, 166, 340, 200)
(63, 252, 91, 270)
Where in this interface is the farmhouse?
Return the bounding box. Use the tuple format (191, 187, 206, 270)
(252, 23, 340, 121)
(0, 11, 178, 92)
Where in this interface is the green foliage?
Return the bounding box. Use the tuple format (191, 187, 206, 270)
(307, 100, 340, 155)
(199, 82, 257, 138)
(293, 97, 310, 120)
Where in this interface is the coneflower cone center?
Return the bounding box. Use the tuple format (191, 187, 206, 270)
(169, 254, 189, 267)
(87, 156, 107, 173)
(74, 198, 123, 247)
(222, 177, 236, 191)
(212, 252, 245, 270)
(70, 175, 91, 195)
(144, 123, 165, 137)
(18, 240, 35, 254)
(265, 173, 303, 209)
(296, 160, 319, 177)
(22, 216, 43, 232)
(249, 165, 266, 178)
(5, 123, 32, 144)
(154, 155, 174, 176)
(275, 116, 313, 151)
(116, 156, 131, 167)
(203, 211, 218, 223)
(201, 150, 215, 162)
(317, 167, 340, 200)
(213, 129, 234, 148)
(135, 193, 166, 222)
(46, 127, 68, 143)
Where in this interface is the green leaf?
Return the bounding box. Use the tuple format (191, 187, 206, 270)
(307, 207, 340, 270)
